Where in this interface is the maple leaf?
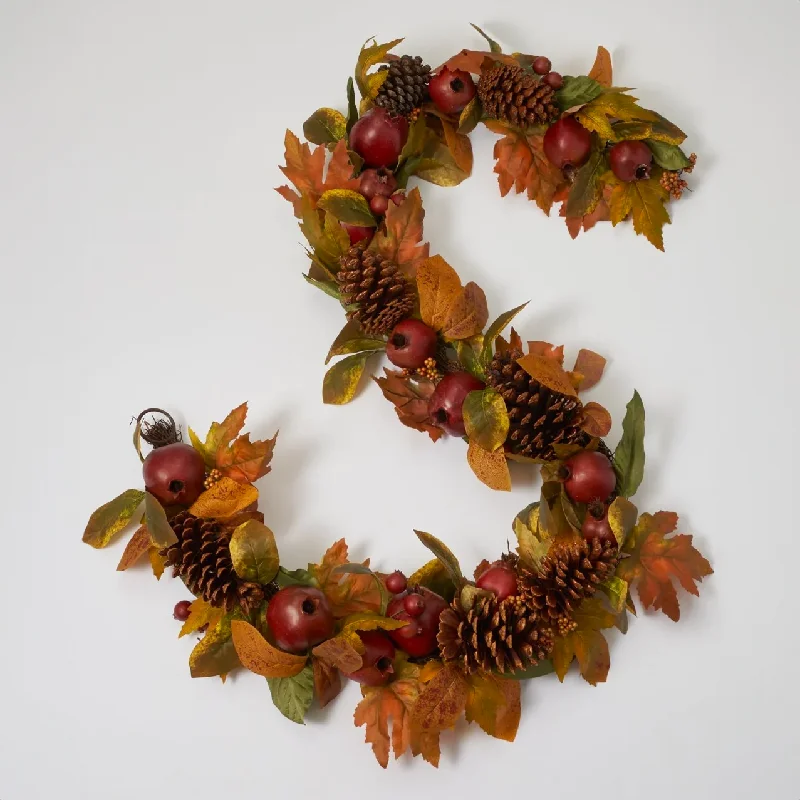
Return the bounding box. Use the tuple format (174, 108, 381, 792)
(557, 177, 612, 239)
(370, 187, 429, 277)
(311, 539, 382, 618)
(465, 673, 521, 741)
(216, 431, 277, 484)
(576, 93, 658, 141)
(608, 175, 671, 250)
(373, 368, 443, 442)
(492, 130, 564, 214)
(617, 512, 713, 622)
(551, 597, 616, 685)
(412, 661, 469, 738)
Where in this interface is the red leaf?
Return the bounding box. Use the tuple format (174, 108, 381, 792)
(572, 349, 607, 392)
(581, 402, 612, 437)
(373, 368, 443, 442)
(216, 432, 278, 484)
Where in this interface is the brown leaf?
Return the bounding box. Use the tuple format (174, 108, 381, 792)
(527, 341, 565, 365)
(189, 477, 259, 520)
(371, 186, 429, 277)
(412, 662, 468, 733)
(588, 46, 613, 87)
(441, 118, 473, 175)
(313, 657, 342, 709)
(116, 525, 150, 571)
(441, 281, 488, 341)
(216, 432, 277, 484)
(465, 673, 521, 741)
(417, 254, 462, 331)
(373, 368, 443, 442)
(572, 349, 607, 391)
(439, 49, 516, 74)
(516, 353, 579, 398)
(311, 539, 383, 618)
(467, 441, 511, 491)
(230, 620, 307, 678)
(312, 637, 364, 673)
(581, 402, 612, 437)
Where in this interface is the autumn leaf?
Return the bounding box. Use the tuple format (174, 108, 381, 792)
(576, 93, 658, 141)
(323, 352, 374, 405)
(517, 353, 579, 398)
(581, 402, 612, 437)
(189, 477, 258, 520)
(467, 441, 512, 491)
(614, 390, 646, 498)
(370, 186, 429, 277)
(179, 598, 224, 638)
(312, 636, 363, 673)
(144, 492, 177, 548)
(268, 664, 315, 724)
(481, 302, 529, 366)
(414, 531, 464, 586)
(373, 368, 443, 442)
(83, 489, 145, 549)
(216, 431, 277, 484)
(326, 319, 386, 364)
(276, 130, 326, 217)
(565, 150, 607, 218)
(313, 657, 342, 709)
(189, 616, 240, 679)
(617, 512, 713, 622)
(571, 349, 607, 392)
(607, 496, 638, 550)
(408, 559, 457, 603)
(355, 37, 403, 98)
(465, 672, 521, 741)
(231, 620, 307, 678)
(311, 539, 382, 618)
(513, 503, 552, 572)
(647, 111, 687, 145)
(588, 46, 613, 87)
(463, 388, 509, 452)
(439, 49, 516, 74)
(116, 525, 150, 570)
(412, 662, 468, 733)
(551, 597, 616, 685)
(229, 519, 279, 584)
(527, 340, 564, 364)
(193, 403, 247, 466)
(318, 188, 376, 227)
(303, 107, 347, 146)
(558, 182, 611, 239)
(148, 547, 165, 580)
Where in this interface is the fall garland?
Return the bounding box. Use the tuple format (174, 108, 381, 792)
(83, 29, 711, 769)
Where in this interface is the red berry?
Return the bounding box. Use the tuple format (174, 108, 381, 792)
(391, 192, 405, 206)
(543, 117, 592, 172)
(428, 372, 486, 437)
(475, 564, 518, 601)
(340, 222, 374, 246)
(173, 600, 192, 621)
(428, 67, 477, 115)
(403, 592, 426, 618)
(386, 319, 438, 369)
(359, 168, 398, 201)
(609, 140, 653, 182)
(143, 443, 205, 507)
(561, 450, 616, 504)
(266, 586, 335, 654)
(349, 107, 409, 168)
(582, 512, 616, 546)
(532, 56, 552, 75)
(387, 587, 447, 658)
(346, 631, 396, 687)
(369, 194, 389, 216)
(543, 71, 563, 90)
(385, 570, 408, 595)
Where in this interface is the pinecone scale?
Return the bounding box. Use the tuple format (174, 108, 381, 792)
(478, 63, 559, 127)
(375, 55, 431, 118)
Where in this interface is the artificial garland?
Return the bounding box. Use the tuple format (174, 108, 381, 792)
(83, 29, 712, 770)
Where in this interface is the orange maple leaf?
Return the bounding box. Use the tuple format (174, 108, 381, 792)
(373, 368, 443, 442)
(371, 187, 429, 277)
(216, 432, 277, 484)
(438, 50, 517, 74)
(311, 539, 382, 618)
(557, 183, 612, 239)
(617, 512, 713, 622)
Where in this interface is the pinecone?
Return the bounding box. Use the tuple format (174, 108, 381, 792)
(478, 63, 559, 127)
(486, 348, 585, 460)
(336, 244, 414, 335)
(375, 55, 431, 118)
(519, 537, 619, 623)
(161, 511, 278, 613)
(437, 594, 553, 674)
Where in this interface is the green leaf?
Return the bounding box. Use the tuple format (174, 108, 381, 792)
(565, 149, 606, 218)
(302, 273, 341, 300)
(143, 492, 177, 548)
(599, 576, 629, 613)
(500, 660, 555, 680)
(555, 75, 604, 110)
(82, 489, 145, 549)
(317, 189, 376, 227)
(346, 77, 358, 135)
(645, 139, 691, 170)
(458, 96, 483, 135)
(188, 427, 213, 468)
(609, 121, 652, 141)
(513, 508, 551, 572)
(463, 388, 509, 452)
(614, 390, 646, 498)
(302, 108, 347, 146)
(189, 617, 240, 679)
(480, 303, 528, 366)
(414, 530, 464, 586)
(470, 23, 502, 53)
(268, 663, 315, 724)
(646, 111, 687, 145)
(325, 320, 386, 364)
(229, 520, 280, 584)
(455, 338, 487, 381)
(322, 351, 372, 405)
(276, 567, 317, 588)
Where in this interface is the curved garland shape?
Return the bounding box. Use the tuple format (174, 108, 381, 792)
(83, 31, 711, 770)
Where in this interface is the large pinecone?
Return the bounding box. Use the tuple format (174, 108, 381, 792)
(486, 348, 585, 460)
(519, 538, 619, 623)
(478, 63, 559, 127)
(336, 244, 414, 335)
(375, 55, 431, 118)
(162, 512, 276, 614)
(438, 594, 553, 674)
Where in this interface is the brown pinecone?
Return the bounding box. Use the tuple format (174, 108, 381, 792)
(478, 63, 559, 127)
(486, 348, 585, 460)
(162, 511, 277, 613)
(437, 594, 553, 674)
(375, 55, 431, 118)
(336, 244, 414, 335)
(519, 537, 619, 622)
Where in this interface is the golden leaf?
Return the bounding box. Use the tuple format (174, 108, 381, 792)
(440, 281, 488, 341)
(467, 441, 511, 491)
(189, 617, 240, 679)
(370, 187, 429, 277)
(607, 496, 639, 549)
(311, 539, 383, 617)
(312, 637, 363, 673)
(417, 254, 462, 332)
(629, 178, 671, 251)
(465, 673, 521, 742)
(144, 492, 177, 549)
(516, 353, 579, 398)
(229, 519, 279, 584)
(202, 403, 248, 462)
(355, 38, 403, 98)
(317, 188, 376, 227)
(116, 525, 150, 570)
(83, 489, 145, 549)
(588, 45, 612, 87)
(576, 93, 657, 140)
(189, 477, 258, 520)
(148, 547, 165, 580)
(216, 431, 277, 484)
(302, 107, 347, 146)
(463, 388, 509, 452)
(412, 662, 468, 733)
(551, 597, 616, 685)
(179, 598, 224, 638)
(322, 352, 373, 405)
(230, 620, 307, 678)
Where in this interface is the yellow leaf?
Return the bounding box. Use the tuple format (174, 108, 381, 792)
(416, 254, 462, 331)
(607, 496, 639, 549)
(467, 441, 511, 491)
(83, 489, 145, 549)
(465, 673, 521, 741)
(440, 281, 488, 341)
(463, 388, 509, 452)
(229, 519, 279, 584)
(230, 620, 307, 678)
(628, 178, 671, 251)
(355, 38, 403, 98)
(412, 662, 468, 732)
(148, 547, 165, 580)
(576, 93, 657, 140)
(189, 477, 258, 519)
(179, 598, 224, 638)
(189, 617, 240, 679)
(116, 525, 150, 570)
(322, 352, 372, 405)
(608, 180, 635, 225)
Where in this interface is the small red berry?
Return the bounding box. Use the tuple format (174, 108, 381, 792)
(359, 168, 397, 201)
(583, 512, 616, 546)
(428, 66, 477, 115)
(349, 107, 409, 168)
(385, 571, 408, 595)
(532, 56, 552, 75)
(340, 222, 373, 246)
(173, 600, 192, 621)
(369, 194, 389, 216)
(609, 140, 653, 182)
(387, 587, 447, 657)
(386, 319, 438, 369)
(543, 117, 592, 172)
(428, 372, 486, 437)
(543, 71, 563, 90)
(560, 450, 617, 504)
(475, 564, 518, 601)
(391, 192, 405, 206)
(403, 593, 426, 618)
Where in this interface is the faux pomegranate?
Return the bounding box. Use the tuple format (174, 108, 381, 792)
(359, 168, 398, 201)
(560, 450, 616, 504)
(340, 222, 374, 246)
(583, 512, 616, 546)
(428, 67, 477, 115)
(386, 319, 438, 370)
(346, 631, 396, 687)
(349, 108, 409, 168)
(143, 442, 205, 507)
(475, 563, 518, 601)
(266, 586, 335, 654)
(387, 587, 447, 658)
(428, 372, 486, 437)
(543, 116, 592, 172)
(609, 140, 653, 182)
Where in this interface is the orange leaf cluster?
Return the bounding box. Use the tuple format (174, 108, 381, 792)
(370, 187, 429, 277)
(373, 368, 443, 442)
(311, 540, 383, 618)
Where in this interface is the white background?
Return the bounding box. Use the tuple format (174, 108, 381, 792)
(1, 0, 798, 797)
